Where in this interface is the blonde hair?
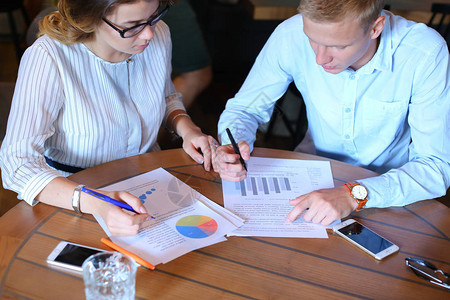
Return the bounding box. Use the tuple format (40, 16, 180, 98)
(298, 0, 385, 32)
(39, 0, 176, 44)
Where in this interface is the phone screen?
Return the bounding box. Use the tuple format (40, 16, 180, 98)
(55, 244, 103, 267)
(337, 222, 393, 254)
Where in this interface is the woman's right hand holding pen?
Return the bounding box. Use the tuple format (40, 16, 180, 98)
(85, 189, 151, 236)
(36, 178, 151, 236)
(212, 141, 250, 181)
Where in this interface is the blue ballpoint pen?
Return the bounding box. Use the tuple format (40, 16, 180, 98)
(81, 187, 154, 218)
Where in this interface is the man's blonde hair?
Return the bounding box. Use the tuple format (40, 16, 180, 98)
(298, 0, 385, 32)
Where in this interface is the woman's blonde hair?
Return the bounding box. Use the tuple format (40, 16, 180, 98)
(298, 0, 385, 32)
(39, 0, 176, 44)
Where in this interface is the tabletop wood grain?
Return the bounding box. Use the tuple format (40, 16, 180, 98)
(0, 148, 448, 299)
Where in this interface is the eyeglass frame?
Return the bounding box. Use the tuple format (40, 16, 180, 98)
(102, 5, 170, 38)
(405, 257, 449, 289)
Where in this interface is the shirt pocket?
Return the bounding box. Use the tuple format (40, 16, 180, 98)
(359, 98, 408, 141)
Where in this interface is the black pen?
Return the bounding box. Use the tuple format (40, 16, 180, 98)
(226, 128, 248, 172)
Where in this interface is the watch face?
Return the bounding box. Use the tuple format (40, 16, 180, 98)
(352, 185, 368, 200)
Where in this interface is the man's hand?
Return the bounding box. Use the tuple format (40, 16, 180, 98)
(212, 141, 250, 181)
(286, 185, 358, 226)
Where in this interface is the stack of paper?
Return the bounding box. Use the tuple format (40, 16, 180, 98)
(95, 168, 244, 266)
(222, 157, 337, 238)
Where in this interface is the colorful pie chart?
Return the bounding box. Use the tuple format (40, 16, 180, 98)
(176, 215, 218, 239)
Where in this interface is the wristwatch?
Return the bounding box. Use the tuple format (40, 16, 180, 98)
(72, 184, 85, 215)
(344, 181, 368, 211)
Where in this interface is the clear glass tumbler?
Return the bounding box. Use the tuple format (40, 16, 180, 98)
(82, 251, 137, 300)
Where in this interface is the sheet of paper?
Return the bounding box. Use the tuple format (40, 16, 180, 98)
(223, 157, 337, 238)
(95, 168, 244, 265)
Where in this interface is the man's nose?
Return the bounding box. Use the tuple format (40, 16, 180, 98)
(315, 45, 332, 65)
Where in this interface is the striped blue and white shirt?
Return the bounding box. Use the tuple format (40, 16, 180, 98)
(0, 21, 185, 205)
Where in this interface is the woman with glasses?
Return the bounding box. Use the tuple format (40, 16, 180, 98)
(0, 0, 218, 236)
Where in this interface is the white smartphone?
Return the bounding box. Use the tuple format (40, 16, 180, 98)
(47, 241, 105, 273)
(333, 219, 399, 260)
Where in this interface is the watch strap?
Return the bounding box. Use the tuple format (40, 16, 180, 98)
(72, 184, 85, 215)
(355, 198, 368, 211)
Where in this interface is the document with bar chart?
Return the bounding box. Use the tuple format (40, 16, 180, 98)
(222, 157, 334, 238)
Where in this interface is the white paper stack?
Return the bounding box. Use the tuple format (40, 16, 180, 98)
(222, 157, 338, 238)
(95, 168, 244, 265)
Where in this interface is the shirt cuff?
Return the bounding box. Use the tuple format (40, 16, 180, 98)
(219, 127, 256, 152)
(22, 171, 62, 206)
(164, 92, 185, 125)
(357, 176, 390, 208)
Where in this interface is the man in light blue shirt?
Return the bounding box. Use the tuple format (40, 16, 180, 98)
(213, 0, 450, 226)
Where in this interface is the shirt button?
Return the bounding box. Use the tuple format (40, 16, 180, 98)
(349, 74, 355, 80)
(345, 134, 350, 139)
(345, 108, 351, 113)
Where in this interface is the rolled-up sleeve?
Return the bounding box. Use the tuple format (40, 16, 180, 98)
(0, 44, 64, 205)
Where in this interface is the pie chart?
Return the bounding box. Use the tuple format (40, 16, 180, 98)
(176, 215, 218, 239)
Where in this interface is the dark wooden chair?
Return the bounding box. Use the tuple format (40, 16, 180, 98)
(264, 83, 308, 149)
(0, 1, 30, 61)
(428, 3, 450, 43)
(435, 188, 450, 207)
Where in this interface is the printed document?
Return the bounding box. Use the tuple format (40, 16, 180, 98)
(95, 168, 244, 265)
(222, 157, 336, 238)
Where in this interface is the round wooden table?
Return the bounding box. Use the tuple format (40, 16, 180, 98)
(1, 148, 449, 299)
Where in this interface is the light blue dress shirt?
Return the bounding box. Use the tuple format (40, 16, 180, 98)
(218, 12, 450, 208)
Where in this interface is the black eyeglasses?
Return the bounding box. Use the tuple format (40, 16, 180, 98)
(102, 5, 170, 38)
(405, 257, 449, 289)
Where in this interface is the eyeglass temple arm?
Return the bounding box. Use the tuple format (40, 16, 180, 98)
(406, 260, 450, 288)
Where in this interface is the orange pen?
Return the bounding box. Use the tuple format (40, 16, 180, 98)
(100, 238, 156, 270)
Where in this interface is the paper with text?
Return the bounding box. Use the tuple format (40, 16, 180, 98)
(95, 168, 244, 265)
(222, 157, 336, 238)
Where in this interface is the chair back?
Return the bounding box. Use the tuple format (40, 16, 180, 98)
(428, 3, 450, 40)
(0, 1, 24, 12)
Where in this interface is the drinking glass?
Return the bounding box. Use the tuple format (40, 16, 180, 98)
(82, 251, 137, 300)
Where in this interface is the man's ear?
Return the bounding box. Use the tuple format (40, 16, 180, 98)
(370, 16, 386, 39)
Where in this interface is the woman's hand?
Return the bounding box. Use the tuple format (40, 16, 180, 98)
(181, 127, 218, 172)
(170, 110, 219, 172)
(88, 190, 151, 236)
(36, 178, 150, 236)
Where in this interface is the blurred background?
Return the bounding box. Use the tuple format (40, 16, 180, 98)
(0, 0, 301, 150)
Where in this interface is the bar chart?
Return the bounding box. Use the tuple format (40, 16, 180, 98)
(234, 176, 292, 196)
